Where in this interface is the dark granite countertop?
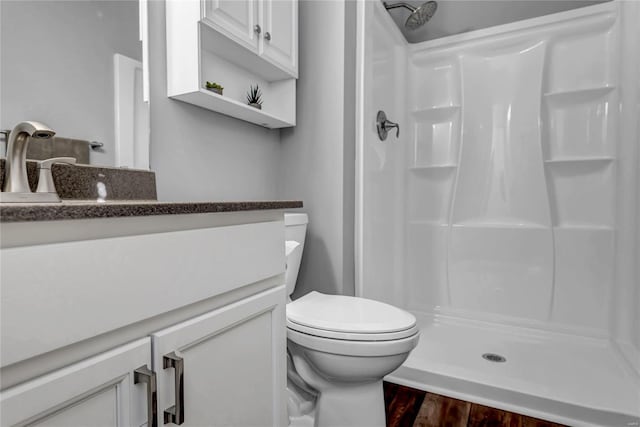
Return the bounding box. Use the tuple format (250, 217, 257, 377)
(0, 200, 303, 223)
(0, 159, 157, 201)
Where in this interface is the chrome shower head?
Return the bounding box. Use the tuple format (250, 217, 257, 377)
(405, 1, 437, 29)
(384, 1, 438, 30)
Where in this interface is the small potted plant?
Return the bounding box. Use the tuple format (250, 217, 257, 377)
(246, 85, 263, 110)
(205, 81, 223, 95)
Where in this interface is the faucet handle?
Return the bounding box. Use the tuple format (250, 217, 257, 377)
(36, 157, 76, 195)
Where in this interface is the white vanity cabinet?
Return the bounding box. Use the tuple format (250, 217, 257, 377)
(153, 286, 285, 426)
(0, 211, 288, 427)
(1, 338, 151, 427)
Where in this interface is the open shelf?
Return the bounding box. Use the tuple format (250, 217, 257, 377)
(199, 21, 294, 82)
(171, 89, 293, 129)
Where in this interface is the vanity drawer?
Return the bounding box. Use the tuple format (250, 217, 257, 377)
(1, 219, 284, 367)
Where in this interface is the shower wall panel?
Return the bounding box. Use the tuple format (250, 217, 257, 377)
(405, 3, 622, 335)
(357, 1, 408, 306)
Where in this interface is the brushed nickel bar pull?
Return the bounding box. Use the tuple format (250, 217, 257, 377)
(163, 352, 185, 425)
(134, 365, 158, 427)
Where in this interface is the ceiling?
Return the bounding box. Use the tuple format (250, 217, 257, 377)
(383, 0, 608, 43)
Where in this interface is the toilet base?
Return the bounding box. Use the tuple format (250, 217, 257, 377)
(287, 334, 418, 427)
(289, 412, 315, 427)
(314, 380, 386, 427)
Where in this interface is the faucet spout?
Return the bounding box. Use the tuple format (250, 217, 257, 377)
(2, 121, 55, 193)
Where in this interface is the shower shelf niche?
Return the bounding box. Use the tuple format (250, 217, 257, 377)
(408, 164, 457, 170)
(451, 220, 549, 229)
(544, 157, 614, 164)
(408, 220, 448, 227)
(543, 85, 616, 102)
(553, 224, 614, 230)
(410, 105, 461, 168)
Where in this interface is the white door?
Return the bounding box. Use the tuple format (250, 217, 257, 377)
(203, 0, 260, 53)
(153, 286, 287, 427)
(260, 0, 298, 77)
(0, 338, 152, 427)
(114, 54, 150, 170)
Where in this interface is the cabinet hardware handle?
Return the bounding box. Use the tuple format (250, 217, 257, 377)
(264, 31, 271, 41)
(134, 365, 158, 427)
(254, 24, 261, 35)
(163, 352, 185, 425)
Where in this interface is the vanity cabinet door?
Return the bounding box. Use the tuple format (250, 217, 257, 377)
(152, 285, 287, 427)
(202, 0, 260, 53)
(0, 338, 152, 427)
(260, 0, 298, 77)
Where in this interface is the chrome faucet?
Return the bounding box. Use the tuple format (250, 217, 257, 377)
(1, 121, 58, 202)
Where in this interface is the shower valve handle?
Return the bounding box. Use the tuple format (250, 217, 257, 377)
(383, 120, 400, 137)
(376, 110, 400, 141)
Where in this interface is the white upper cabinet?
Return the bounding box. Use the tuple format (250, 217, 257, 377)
(167, 0, 298, 128)
(203, 0, 298, 78)
(203, 0, 260, 53)
(261, 0, 298, 76)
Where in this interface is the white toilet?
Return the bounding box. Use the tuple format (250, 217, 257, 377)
(284, 213, 420, 427)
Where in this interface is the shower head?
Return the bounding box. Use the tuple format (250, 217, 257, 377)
(384, 1, 438, 30)
(406, 1, 437, 29)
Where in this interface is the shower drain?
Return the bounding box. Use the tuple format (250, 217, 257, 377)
(482, 353, 507, 363)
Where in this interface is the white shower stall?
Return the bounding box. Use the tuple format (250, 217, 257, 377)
(355, 1, 640, 426)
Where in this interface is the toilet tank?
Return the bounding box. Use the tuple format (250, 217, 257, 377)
(284, 213, 308, 297)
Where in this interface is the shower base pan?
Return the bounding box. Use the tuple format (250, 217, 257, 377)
(386, 313, 640, 427)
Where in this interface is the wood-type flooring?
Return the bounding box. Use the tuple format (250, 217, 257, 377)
(384, 382, 568, 427)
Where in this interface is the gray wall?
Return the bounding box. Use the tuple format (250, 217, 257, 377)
(0, 0, 140, 166)
(147, 1, 282, 201)
(280, 0, 356, 298)
(387, 0, 607, 43)
(342, 0, 357, 297)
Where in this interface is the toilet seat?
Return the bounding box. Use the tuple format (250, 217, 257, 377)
(287, 327, 420, 357)
(286, 291, 418, 341)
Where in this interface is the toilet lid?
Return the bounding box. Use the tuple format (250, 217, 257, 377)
(286, 292, 418, 341)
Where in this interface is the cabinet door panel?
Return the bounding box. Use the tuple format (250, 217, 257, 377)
(153, 286, 286, 427)
(203, 0, 259, 52)
(261, 0, 298, 76)
(30, 388, 118, 427)
(0, 338, 151, 427)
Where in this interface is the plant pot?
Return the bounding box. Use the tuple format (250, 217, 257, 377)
(248, 103, 262, 110)
(206, 87, 223, 95)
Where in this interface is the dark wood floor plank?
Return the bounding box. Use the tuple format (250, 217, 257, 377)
(413, 392, 471, 427)
(384, 382, 568, 427)
(384, 382, 427, 427)
(468, 403, 525, 427)
(521, 414, 568, 427)
(385, 381, 400, 414)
